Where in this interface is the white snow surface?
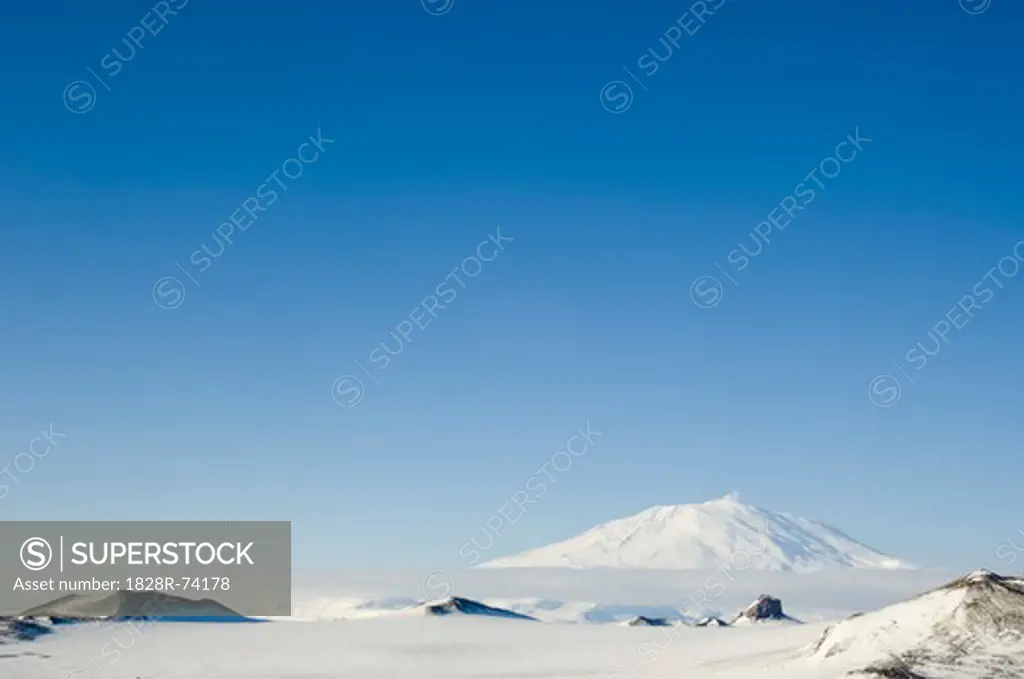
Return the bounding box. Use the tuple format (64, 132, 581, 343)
(796, 569, 1024, 677)
(3, 615, 831, 679)
(289, 566, 946, 623)
(5, 568, 1012, 679)
(482, 492, 914, 571)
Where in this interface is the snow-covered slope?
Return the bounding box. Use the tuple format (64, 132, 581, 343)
(482, 492, 913, 572)
(19, 590, 246, 620)
(799, 569, 1024, 677)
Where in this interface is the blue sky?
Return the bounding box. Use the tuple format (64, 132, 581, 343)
(0, 0, 1022, 572)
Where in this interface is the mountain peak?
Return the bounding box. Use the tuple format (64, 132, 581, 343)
(807, 570, 1024, 676)
(482, 495, 913, 572)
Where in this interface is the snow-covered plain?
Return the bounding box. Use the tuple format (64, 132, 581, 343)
(3, 567, 965, 679)
(290, 566, 950, 623)
(5, 614, 834, 679)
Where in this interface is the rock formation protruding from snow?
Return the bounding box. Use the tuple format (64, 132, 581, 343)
(731, 594, 799, 624)
(693, 616, 730, 627)
(739, 595, 784, 620)
(482, 493, 913, 571)
(624, 615, 673, 627)
(0, 617, 53, 643)
(424, 596, 535, 620)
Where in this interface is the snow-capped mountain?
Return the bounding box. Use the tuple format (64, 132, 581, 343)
(482, 492, 913, 572)
(802, 570, 1024, 677)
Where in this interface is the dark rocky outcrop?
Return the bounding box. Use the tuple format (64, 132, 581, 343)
(733, 594, 799, 623)
(694, 616, 730, 627)
(424, 596, 535, 620)
(856, 658, 931, 679)
(625, 615, 673, 627)
(0, 618, 53, 642)
(742, 595, 784, 620)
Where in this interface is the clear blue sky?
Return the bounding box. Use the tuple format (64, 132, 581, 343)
(0, 0, 1022, 572)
